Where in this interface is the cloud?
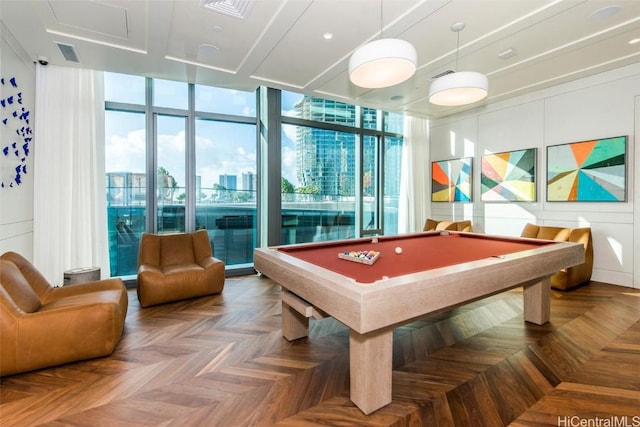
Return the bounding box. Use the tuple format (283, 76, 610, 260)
(105, 119, 297, 192)
(282, 146, 297, 183)
(105, 128, 145, 172)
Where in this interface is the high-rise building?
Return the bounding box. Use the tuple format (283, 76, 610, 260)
(219, 174, 237, 190)
(242, 172, 256, 193)
(292, 96, 395, 199)
(294, 97, 356, 198)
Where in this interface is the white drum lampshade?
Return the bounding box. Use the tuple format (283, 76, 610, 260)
(348, 38, 417, 89)
(428, 71, 488, 106)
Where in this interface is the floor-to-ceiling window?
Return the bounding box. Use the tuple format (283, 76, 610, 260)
(281, 123, 356, 244)
(383, 111, 404, 236)
(194, 86, 257, 267)
(195, 119, 257, 265)
(105, 75, 404, 277)
(105, 73, 257, 276)
(104, 73, 147, 276)
(280, 92, 404, 244)
(105, 109, 146, 276)
(155, 114, 187, 234)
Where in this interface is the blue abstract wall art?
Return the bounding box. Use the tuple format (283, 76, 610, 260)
(1, 76, 32, 188)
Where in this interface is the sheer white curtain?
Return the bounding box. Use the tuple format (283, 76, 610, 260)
(33, 65, 108, 285)
(398, 115, 430, 234)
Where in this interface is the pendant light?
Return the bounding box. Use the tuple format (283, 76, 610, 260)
(348, 0, 417, 89)
(429, 22, 488, 106)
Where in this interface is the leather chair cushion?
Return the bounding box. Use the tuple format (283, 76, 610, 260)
(434, 221, 454, 231)
(161, 234, 196, 266)
(520, 224, 593, 290)
(537, 226, 571, 241)
(424, 218, 473, 233)
(0, 260, 41, 313)
(521, 223, 571, 241)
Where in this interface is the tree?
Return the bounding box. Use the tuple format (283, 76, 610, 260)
(297, 183, 320, 194)
(281, 177, 295, 194)
(213, 183, 227, 201)
(158, 167, 178, 203)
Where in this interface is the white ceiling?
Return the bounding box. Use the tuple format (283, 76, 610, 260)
(2, 0, 640, 118)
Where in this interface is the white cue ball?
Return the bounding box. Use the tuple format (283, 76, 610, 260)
(395, 246, 402, 254)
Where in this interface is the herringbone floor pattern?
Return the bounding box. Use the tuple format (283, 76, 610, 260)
(1, 275, 639, 426)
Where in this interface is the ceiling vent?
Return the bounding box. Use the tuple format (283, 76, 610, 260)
(56, 42, 80, 63)
(431, 69, 455, 79)
(201, 0, 255, 19)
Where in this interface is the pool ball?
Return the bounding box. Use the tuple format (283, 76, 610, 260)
(395, 247, 403, 254)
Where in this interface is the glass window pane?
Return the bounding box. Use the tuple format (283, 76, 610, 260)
(195, 119, 257, 266)
(363, 135, 379, 231)
(384, 136, 403, 235)
(281, 91, 355, 127)
(384, 111, 404, 134)
(362, 107, 379, 130)
(105, 110, 146, 276)
(153, 79, 188, 110)
(281, 123, 355, 244)
(157, 115, 186, 233)
(281, 90, 303, 117)
(195, 85, 256, 117)
(105, 72, 145, 104)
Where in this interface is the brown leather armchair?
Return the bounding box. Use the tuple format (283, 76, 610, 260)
(1, 252, 128, 376)
(423, 218, 473, 232)
(520, 223, 593, 290)
(137, 229, 225, 307)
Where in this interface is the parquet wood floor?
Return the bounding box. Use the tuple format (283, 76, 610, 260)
(1, 276, 639, 426)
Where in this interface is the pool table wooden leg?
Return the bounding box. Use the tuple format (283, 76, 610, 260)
(282, 300, 309, 341)
(523, 276, 551, 325)
(349, 328, 393, 414)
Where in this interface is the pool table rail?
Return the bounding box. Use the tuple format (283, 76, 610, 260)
(254, 234, 584, 334)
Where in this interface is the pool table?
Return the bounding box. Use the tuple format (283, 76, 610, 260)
(253, 231, 584, 414)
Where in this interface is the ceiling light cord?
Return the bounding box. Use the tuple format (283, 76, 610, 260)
(455, 29, 460, 71)
(451, 21, 465, 71)
(347, 0, 417, 88)
(380, 0, 383, 38)
(428, 22, 488, 106)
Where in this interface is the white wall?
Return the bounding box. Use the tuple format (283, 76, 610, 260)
(429, 62, 640, 288)
(0, 21, 35, 258)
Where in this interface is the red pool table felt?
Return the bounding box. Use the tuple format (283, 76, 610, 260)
(278, 232, 552, 284)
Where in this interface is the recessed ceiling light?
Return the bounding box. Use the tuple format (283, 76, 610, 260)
(390, 95, 404, 101)
(323, 32, 333, 40)
(197, 44, 219, 62)
(198, 44, 219, 55)
(589, 5, 621, 21)
(629, 38, 640, 45)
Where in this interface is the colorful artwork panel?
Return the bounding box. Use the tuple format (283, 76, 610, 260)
(546, 136, 626, 202)
(481, 148, 536, 202)
(431, 157, 472, 202)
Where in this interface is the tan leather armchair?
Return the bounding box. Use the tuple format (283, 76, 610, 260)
(137, 229, 225, 307)
(1, 252, 128, 376)
(520, 223, 593, 290)
(423, 218, 473, 232)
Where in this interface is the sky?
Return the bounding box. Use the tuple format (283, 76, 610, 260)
(104, 73, 302, 191)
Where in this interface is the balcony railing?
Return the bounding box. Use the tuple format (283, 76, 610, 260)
(107, 187, 398, 277)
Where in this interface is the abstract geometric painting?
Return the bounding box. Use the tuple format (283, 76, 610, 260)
(481, 148, 536, 202)
(547, 136, 627, 202)
(431, 157, 472, 202)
